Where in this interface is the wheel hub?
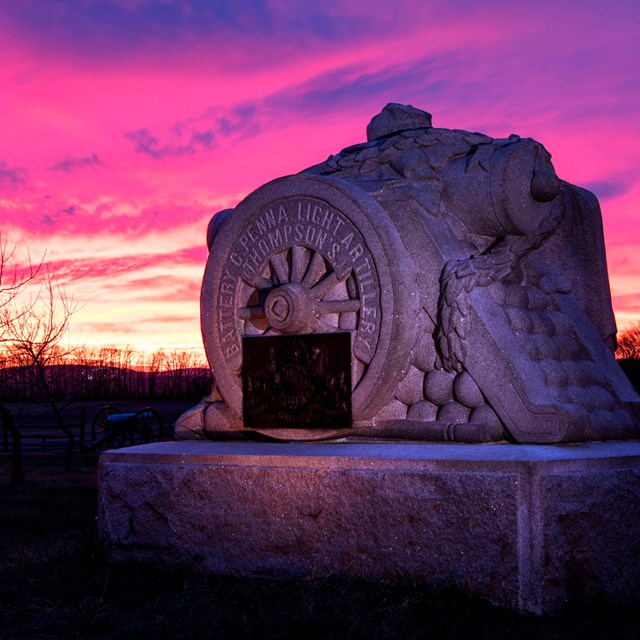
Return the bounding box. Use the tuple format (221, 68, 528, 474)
(264, 283, 314, 334)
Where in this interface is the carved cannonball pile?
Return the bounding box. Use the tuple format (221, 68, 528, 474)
(389, 336, 503, 433)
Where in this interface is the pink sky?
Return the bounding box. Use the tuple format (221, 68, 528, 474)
(1, 0, 639, 354)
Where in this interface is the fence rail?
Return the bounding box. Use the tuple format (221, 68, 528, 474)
(2, 409, 87, 452)
(18, 430, 81, 452)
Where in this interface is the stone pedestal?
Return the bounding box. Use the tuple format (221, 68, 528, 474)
(98, 440, 640, 614)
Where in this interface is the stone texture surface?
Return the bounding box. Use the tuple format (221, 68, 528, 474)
(99, 440, 640, 614)
(178, 103, 640, 443)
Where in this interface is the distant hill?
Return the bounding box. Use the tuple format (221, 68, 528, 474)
(0, 362, 212, 401)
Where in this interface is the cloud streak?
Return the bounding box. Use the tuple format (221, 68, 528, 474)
(42, 245, 207, 285)
(49, 153, 104, 172)
(125, 128, 215, 158)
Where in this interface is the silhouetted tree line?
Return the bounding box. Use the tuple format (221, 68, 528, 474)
(0, 345, 212, 402)
(616, 321, 640, 394)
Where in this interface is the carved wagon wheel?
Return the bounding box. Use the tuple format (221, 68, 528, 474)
(201, 174, 418, 438)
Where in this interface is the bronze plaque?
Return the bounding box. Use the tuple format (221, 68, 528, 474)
(242, 333, 352, 429)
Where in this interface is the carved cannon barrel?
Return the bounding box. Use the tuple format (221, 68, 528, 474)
(438, 136, 562, 238)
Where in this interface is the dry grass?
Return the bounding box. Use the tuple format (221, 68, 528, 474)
(1, 452, 639, 640)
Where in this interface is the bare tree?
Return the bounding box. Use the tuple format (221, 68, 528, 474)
(146, 350, 165, 399)
(616, 322, 640, 360)
(0, 236, 43, 324)
(2, 265, 79, 471)
(161, 350, 196, 397)
(0, 237, 48, 482)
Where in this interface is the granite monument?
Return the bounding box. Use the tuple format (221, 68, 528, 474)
(176, 103, 640, 443)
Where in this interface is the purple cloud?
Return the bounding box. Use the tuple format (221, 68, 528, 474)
(585, 177, 637, 201)
(125, 127, 215, 158)
(0, 161, 26, 189)
(49, 153, 104, 172)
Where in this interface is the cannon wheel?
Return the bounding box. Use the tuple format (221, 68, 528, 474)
(201, 174, 418, 439)
(91, 405, 121, 450)
(134, 407, 164, 444)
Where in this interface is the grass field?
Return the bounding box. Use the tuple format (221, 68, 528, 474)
(2, 445, 640, 638)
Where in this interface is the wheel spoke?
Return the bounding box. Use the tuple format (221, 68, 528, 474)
(311, 269, 351, 299)
(291, 246, 308, 283)
(302, 251, 326, 287)
(346, 273, 358, 299)
(269, 253, 289, 284)
(317, 299, 361, 314)
(241, 275, 272, 290)
(237, 306, 267, 320)
(254, 276, 274, 290)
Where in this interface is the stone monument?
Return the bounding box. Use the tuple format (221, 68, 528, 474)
(100, 105, 640, 614)
(176, 103, 640, 443)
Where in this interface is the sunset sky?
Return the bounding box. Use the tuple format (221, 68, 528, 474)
(1, 0, 639, 356)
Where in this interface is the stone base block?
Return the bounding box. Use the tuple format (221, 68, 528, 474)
(98, 440, 640, 614)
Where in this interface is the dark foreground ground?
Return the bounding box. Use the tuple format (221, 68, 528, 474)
(2, 451, 640, 639)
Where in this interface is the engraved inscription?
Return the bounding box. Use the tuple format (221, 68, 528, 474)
(217, 267, 240, 360)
